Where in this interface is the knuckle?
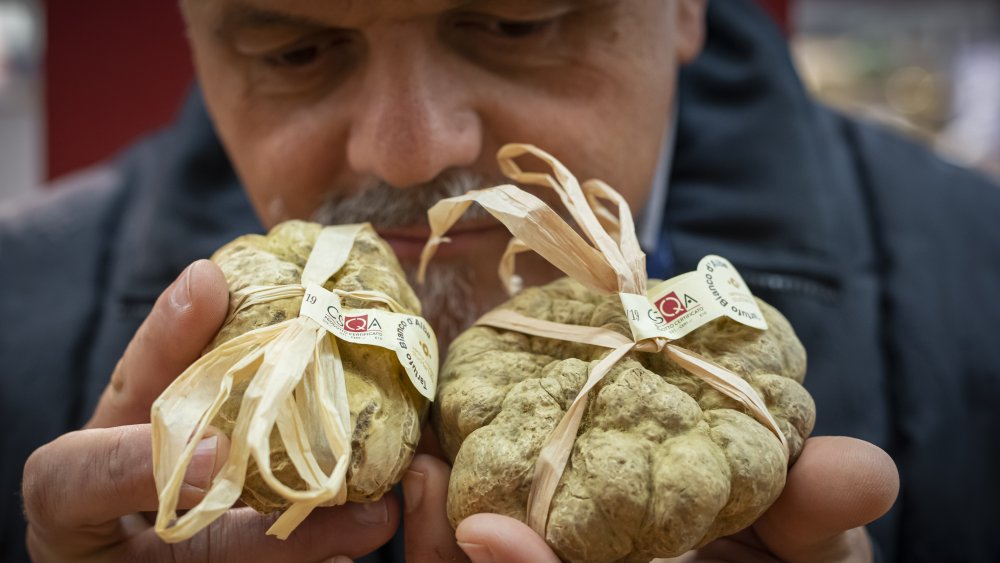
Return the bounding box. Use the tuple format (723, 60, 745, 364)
(100, 426, 150, 515)
(110, 356, 127, 392)
(104, 427, 131, 501)
(116, 337, 145, 399)
(21, 431, 88, 531)
(22, 441, 60, 530)
(117, 313, 160, 387)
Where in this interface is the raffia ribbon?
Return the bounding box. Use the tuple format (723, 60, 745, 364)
(152, 223, 436, 542)
(418, 144, 788, 537)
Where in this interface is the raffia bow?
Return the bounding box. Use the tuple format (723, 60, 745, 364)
(418, 144, 788, 536)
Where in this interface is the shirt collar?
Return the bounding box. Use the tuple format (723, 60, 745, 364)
(637, 99, 678, 253)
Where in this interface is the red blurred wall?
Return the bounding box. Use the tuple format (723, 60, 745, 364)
(45, 1, 193, 180)
(43, 0, 789, 182)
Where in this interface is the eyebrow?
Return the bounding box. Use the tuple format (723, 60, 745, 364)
(214, 0, 485, 38)
(215, 4, 331, 39)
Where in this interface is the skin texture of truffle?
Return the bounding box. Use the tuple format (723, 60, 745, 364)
(435, 277, 815, 562)
(207, 221, 427, 511)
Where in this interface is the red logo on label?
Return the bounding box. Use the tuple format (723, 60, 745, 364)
(344, 314, 369, 333)
(655, 292, 688, 322)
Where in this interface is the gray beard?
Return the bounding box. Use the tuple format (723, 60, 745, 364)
(310, 169, 505, 346)
(402, 261, 483, 349)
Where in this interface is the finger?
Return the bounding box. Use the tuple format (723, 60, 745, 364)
(22, 424, 229, 553)
(403, 454, 469, 562)
(456, 514, 561, 563)
(126, 498, 399, 563)
(753, 436, 899, 563)
(88, 259, 229, 428)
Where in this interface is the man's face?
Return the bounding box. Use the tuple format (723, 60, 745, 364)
(183, 0, 705, 338)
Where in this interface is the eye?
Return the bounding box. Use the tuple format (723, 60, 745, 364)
(451, 13, 558, 41)
(262, 32, 348, 69)
(492, 18, 554, 38)
(271, 44, 321, 67)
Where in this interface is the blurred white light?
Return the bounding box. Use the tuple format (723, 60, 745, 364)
(0, 2, 36, 56)
(939, 43, 1000, 167)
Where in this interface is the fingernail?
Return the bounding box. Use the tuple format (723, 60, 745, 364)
(169, 262, 196, 312)
(183, 435, 218, 491)
(350, 498, 388, 526)
(319, 557, 353, 563)
(402, 469, 425, 514)
(459, 542, 495, 563)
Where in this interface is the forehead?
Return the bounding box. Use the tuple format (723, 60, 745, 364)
(225, 0, 460, 22)
(202, 0, 592, 28)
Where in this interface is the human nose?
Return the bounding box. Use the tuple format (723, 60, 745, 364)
(346, 24, 482, 188)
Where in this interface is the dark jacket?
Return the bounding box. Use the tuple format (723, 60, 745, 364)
(3, 1, 1000, 561)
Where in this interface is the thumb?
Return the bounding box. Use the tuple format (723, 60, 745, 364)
(753, 436, 899, 563)
(87, 260, 229, 428)
(456, 514, 560, 563)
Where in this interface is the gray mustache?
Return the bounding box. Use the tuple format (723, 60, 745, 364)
(311, 168, 503, 228)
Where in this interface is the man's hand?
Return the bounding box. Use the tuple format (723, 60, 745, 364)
(22, 260, 399, 562)
(403, 437, 898, 563)
(674, 436, 899, 563)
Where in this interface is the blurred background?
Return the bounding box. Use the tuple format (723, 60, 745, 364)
(794, 0, 1000, 179)
(1, 0, 999, 202)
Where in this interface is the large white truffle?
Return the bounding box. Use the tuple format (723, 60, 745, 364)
(436, 277, 815, 562)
